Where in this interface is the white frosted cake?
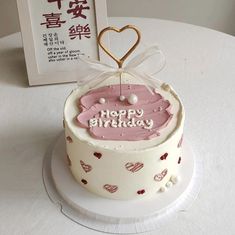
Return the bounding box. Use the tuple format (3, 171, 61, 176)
(63, 73, 185, 200)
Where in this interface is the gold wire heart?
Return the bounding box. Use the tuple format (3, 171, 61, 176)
(97, 25, 141, 68)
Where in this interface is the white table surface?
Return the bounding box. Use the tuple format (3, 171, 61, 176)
(1, 17, 235, 235)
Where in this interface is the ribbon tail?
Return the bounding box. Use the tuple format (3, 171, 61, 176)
(77, 56, 116, 87)
(127, 70, 161, 95)
(142, 72, 162, 88)
(126, 45, 166, 76)
(135, 76, 155, 94)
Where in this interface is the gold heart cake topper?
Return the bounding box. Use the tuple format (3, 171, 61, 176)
(97, 25, 141, 68)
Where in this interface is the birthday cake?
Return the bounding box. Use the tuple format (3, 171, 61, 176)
(63, 26, 185, 200)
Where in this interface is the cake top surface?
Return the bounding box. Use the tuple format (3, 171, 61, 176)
(64, 73, 184, 151)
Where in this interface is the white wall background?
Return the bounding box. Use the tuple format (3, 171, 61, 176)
(107, 0, 235, 36)
(0, 0, 235, 38)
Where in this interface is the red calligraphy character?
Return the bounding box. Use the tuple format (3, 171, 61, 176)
(69, 24, 91, 40)
(67, 0, 90, 19)
(48, 0, 64, 10)
(41, 13, 66, 28)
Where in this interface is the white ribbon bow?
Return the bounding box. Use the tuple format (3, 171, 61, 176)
(77, 45, 166, 94)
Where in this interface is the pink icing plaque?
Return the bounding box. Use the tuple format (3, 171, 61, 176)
(77, 84, 172, 141)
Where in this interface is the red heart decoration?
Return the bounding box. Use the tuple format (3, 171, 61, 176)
(66, 154, 71, 166)
(137, 189, 145, 195)
(103, 184, 118, 193)
(94, 152, 102, 159)
(125, 162, 144, 173)
(66, 136, 73, 143)
(81, 179, 88, 185)
(178, 157, 182, 164)
(80, 160, 92, 173)
(178, 135, 183, 148)
(160, 153, 168, 160)
(154, 169, 168, 182)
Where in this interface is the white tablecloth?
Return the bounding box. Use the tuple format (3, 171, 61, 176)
(0, 17, 235, 235)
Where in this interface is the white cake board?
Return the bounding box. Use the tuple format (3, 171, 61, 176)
(42, 134, 202, 234)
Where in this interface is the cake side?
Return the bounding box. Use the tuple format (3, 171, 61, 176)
(64, 74, 185, 199)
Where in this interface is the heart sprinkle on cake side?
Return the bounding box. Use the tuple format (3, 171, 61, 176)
(154, 169, 168, 182)
(81, 179, 88, 185)
(160, 153, 168, 160)
(93, 152, 102, 159)
(178, 135, 183, 148)
(137, 189, 145, 195)
(66, 154, 71, 166)
(125, 162, 144, 173)
(103, 184, 118, 193)
(178, 157, 182, 164)
(80, 160, 92, 173)
(66, 136, 73, 143)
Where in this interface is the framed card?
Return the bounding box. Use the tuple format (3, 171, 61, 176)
(17, 0, 109, 86)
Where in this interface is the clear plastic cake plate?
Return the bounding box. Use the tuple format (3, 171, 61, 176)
(42, 133, 202, 234)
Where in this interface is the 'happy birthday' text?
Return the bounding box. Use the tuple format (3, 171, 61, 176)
(88, 109, 154, 129)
